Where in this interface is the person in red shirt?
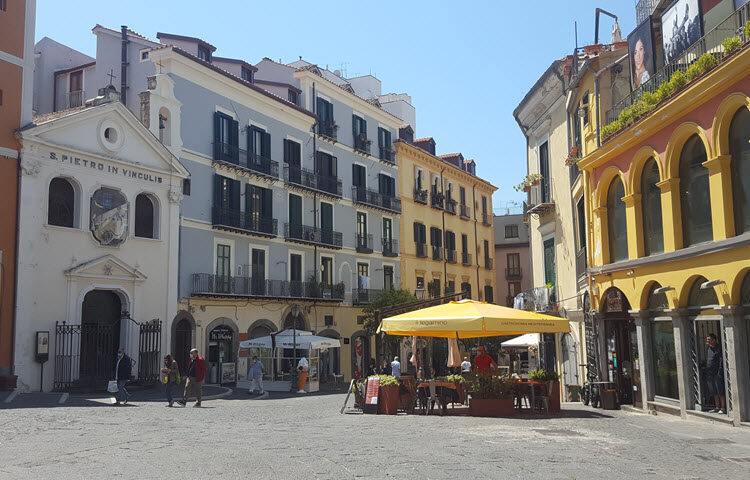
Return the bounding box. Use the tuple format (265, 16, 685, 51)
(178, 348, 207, 407)
(473, 346, 497, 374)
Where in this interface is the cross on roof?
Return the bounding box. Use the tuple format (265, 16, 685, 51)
(156, 59, 164, 74)
(106, 69, 117, 86)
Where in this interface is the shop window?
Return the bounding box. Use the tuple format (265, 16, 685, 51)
(135, 193, 157, 239)
(730, 107, 750, 234)
(607, 177, 628, 263)
(651, 320, 679, 400)
(679, 135, 712, 246)
(641, 159, 663, 256)
(686, 275, 719, 308)
(48, 177, 77, 228)
(646, 283, 668, 310)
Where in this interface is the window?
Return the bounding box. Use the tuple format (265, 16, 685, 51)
(316, 98, 334, 136)
(651, 320, 678, 400)
(581, 92, 590, 126)
(378, 127, 393, 161)
(140, 50, 149, 61)
(0, 89, 3, 106)
(213, 174, 240, 211)
(48, 178, 76, 227)
(288, 90, 298, 105)
(507, 253, 520, 271)
(383, 217, 392, 242)
(430, 226, 442, 259)
(416, 277, 425, 290)
(283, 139, 301, 182)
(241, 67, 253, 82)
(415, 168, 423, 190)
(356, 212, 368, 249)
(413, 222, 426, 249)
(507, 281, 521, 306)
(484, 286, 494, 304)
(0, 1, 6, 11)
(69, 70, 83, 108)
(686, 276, 719, 308)
(213, 112, 238, 162)
(607, 177, 628, 262)
(679, 135, 712, 246)
(357, 263, 369, 289)
(198, 45, 212, 62)
(505, 224, 519, 238)
(429, 279, 441, 298)
(384, 266, 394, 291)
(182, 178, 191, 196)
(459, 186, 466, 206)
(352, 115, 367, 141)
(378, 174, 396, 198)
(216, 244, 231, 293)
(245, 185, 273, 232)
(290, 254, 302, 290)
(730, 107, 750, 234)
(134, 194, 156, 238)
(576, 197, 586, 251)
(539, 141, 550, 203)
(641, 159, 664, 255)
(461, 282, 472, 299)
(543, 238, 555, 286)
(321, 257, 333, 285)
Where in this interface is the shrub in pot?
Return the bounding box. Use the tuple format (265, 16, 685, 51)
(529, 369, 561, 413)
(467, 373, 517, 417)
(376, 375, 400, 415)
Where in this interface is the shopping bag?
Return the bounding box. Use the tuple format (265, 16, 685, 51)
(162, 375, 169, 384)
(107, 380, 119, 393)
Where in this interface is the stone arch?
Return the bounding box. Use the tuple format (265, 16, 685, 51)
(47, 174, 82, 228)
(676, 274, 723, 308)
(158, 106, 172, 146)
(600, 286, 632, 313)
(338, 262, 352, 293)
(171, 310, 195, 373)
(595, 165, 627, 208)
(664, 122, 712, 180)
(730, 266, 750, 305)
(711, 92, 750, 157)
(203, 317, 239, 367)
(281, 306, 309, 331)
(247, 319, 277, 339)
(627, 145, 663, 195)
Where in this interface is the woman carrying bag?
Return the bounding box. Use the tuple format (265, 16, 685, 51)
(161, 355, 180, 407)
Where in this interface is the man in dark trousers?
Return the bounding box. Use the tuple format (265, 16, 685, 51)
(178, 348, 206, 407)
(705, 334, 726, 414)
(114, 347, 132, 405)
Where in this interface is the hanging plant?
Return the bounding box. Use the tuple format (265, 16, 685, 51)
(513, 173, 543, 192)
(564, 146, 581, 166)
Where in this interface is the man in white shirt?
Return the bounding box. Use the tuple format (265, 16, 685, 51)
(461, 356, 471, 374)
(391, 356, 401, 378)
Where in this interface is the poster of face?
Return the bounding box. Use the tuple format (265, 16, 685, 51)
(628, 18, 656, 90)
(662, 0, 703, 64)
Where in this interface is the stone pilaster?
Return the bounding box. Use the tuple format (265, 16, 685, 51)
(717, 306, 748, 426)
(666, 309, 694, 417)
(630, 309, 654, 410)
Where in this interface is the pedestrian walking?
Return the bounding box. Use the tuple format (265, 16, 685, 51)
(114, 347, 132, 405)
(248, 356, 265, 395)
(178, 348, 206, 407)
(161, 355, 180, 407)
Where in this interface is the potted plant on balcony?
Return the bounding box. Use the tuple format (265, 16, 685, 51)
(334, 282, 345, 299)
(564, 146, 581, 166)
(377, 375, 401, 415)
(529, 368, 561, 413)
(468, 373, 518, 417)
(513, 173, 543, 192)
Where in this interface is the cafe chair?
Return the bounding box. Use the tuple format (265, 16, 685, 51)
(533, 383, 550, 415)
(428, 379, 446, 416)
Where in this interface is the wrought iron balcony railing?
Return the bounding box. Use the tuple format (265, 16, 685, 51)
(459, 204, 471, 219)
(192, 273, 345, 300)
(414, 188, 428, 204)
(382, 238, 399, 257)
(351, 186, 402, 213)
(505, 267, 522, 280)
(525, 181, 555, 216)
(430, 191, 444, 209)
(212, 206, 277, 237)
(445, 249, 457, 264)
(416, 242, 427, 258)
(482, 212, 492, 226)
(461, 252, 472, 266)
(379, 146, 397, 165)
(353, 135, 371, 155)
(484, 257, 494, 270)
(352, 288, 383, 305)
(212, 142, 280, 180)
(432, 246, 444, 261)
(284, 223, 343, 249)
(317, 121, 338, 141)
(445, 199, 457, 215)
(58, 90, 83, 110)
(283, 165, 342, 197)
(355, 233, 373, 253)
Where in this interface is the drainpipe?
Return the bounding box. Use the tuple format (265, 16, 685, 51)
(121, 26, 129, 106)
(472, 183, 480, 299)
(440, 168, 446, 290)
(10, 152, 22, 383)
(312, 82, 318, 284)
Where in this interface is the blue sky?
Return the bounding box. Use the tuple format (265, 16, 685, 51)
(35, 0, 637, 212)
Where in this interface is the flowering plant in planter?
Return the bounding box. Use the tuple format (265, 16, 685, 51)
(564, 146, 581, 166)
(467, 373, 518, 399)
(528, 369, 559, 382)
(512, 173, 543, 192)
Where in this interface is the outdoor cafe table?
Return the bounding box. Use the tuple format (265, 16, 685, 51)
(416, 381, 461, 412)
(515, 380, 546, 412)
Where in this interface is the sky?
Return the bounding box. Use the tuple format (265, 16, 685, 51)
(35, 0, 637, 213)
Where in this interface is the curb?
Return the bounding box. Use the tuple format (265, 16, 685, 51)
(200, 386, 233, 401)
(3, 390, 19, 404)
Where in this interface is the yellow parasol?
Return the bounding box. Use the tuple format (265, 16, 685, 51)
(377, 299, 569, 338)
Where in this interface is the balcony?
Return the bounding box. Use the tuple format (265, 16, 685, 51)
(352, 288, 383, 305)
(430, 191, 444, 210)
(506, 295, 515, 307)
(212, 207, 277, 238)
(353, 135, 371, 156)
(461, 252, 472, 266)
(379, 146, 397, 165)
(576, 246, 588, 291)
(529, 285, 557, 312)
(351, 186, 402, 213)
(212, 142, 280, 181)
(355, 233, 373, 254)
(482, 212, 492, 226)
(432, 246, 444, 261)
(416, 242, 427, 258)
(382, 238, 399, 257)
(317, 121, 337, 142)
(525, 182, 555, 216)
(414, 188, 428, 204)
(192, 273, 344, 301)
(284, 223, 343, 249)
(484, 257, 493, 270)
(283, 165, 342, 198)
(445, 249, 457, 264)
(505, 267, 522, 280)
(445, 199, 457, 215)
(57, 90, 83, 110)
(459, 204, 471, 220)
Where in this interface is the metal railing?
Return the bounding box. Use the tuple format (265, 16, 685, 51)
(526, 182, 554, 214)
(445, 249, 457, 263)
(192, 273, 344, 300)
(284, 223, 343, 248)
(482, 212, 492, 226)
(636, 0, 661, 25)
(212, 206, 277, 236)
(576, 246, 588, 281)
(505, 267, 522, 280)
(317, 121, 337, 141)
(382, 238, 399, 257)
(355, 233, 373, 253)
(416, 242, 427, 258)
(58, 90, 83, 110)
(430, 191, 444, 209)
(352, 288, 383, 305)
(283, 165, 342, 197)
(432, 246, 444, 261)
(351, 186, 401, 213)
(353, 136, 371, 155)
(445, 199, 457, 215)
(414, 188, 428, 204)
(379, 146, 397, 165)
(212, 142, 280, 179)
(461, 252, 472, 266)
(459, 204, 471, 219)
(484, 257, 494, 270)
(606, 3, 750, 125)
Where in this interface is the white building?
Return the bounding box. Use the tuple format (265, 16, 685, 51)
(14, 88, 188, 392)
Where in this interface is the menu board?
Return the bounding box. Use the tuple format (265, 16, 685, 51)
(365, 376, 380, 405)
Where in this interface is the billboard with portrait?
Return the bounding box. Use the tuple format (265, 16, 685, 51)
(661, 0, 703, 64)
(628, 18, 656, 90)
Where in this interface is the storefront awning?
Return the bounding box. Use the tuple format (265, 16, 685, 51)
(239, 330, 341, 350)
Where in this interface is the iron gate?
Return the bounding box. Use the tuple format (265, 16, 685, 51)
(138, 320, 161, 384)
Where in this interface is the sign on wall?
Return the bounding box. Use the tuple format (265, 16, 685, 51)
(662, 0, 703, 64)
(628, 17, 656, 90)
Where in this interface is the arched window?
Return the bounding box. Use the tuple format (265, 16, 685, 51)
(48, 177, 76, 227)
(647, 282, 669, 310)
(679, 135, 712, 246)
(730, 107, 750, 234)
(641, 159, 663, 255)
(740, 271, 750, 306)
(158, 107, 171, 146)
(135, 193, 156, 239)
(687, 275, 719, 308)
(607, 176, 628, 263)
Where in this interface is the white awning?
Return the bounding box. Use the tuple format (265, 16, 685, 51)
(501, 333, 540, 348)
(239, 330, 340, 350)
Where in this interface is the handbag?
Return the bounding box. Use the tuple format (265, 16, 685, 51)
(162, 375, 169, 384)
(107, 380, 119, 393)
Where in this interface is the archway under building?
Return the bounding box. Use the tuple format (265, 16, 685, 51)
(601, 287, 639, 407)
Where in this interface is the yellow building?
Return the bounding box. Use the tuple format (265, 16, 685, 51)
(395, 135, 497, 304)
(578, 8, 750, 426)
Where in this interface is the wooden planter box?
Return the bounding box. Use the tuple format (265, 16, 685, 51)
(469, 397, 515, 417)
(377, 385, 400, 415)
(548, 381, 561, 413)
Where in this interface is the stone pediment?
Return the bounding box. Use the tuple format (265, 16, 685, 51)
(65, 254, 147, 282)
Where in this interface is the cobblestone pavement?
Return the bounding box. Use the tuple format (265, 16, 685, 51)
(1, 390, 750, 479)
